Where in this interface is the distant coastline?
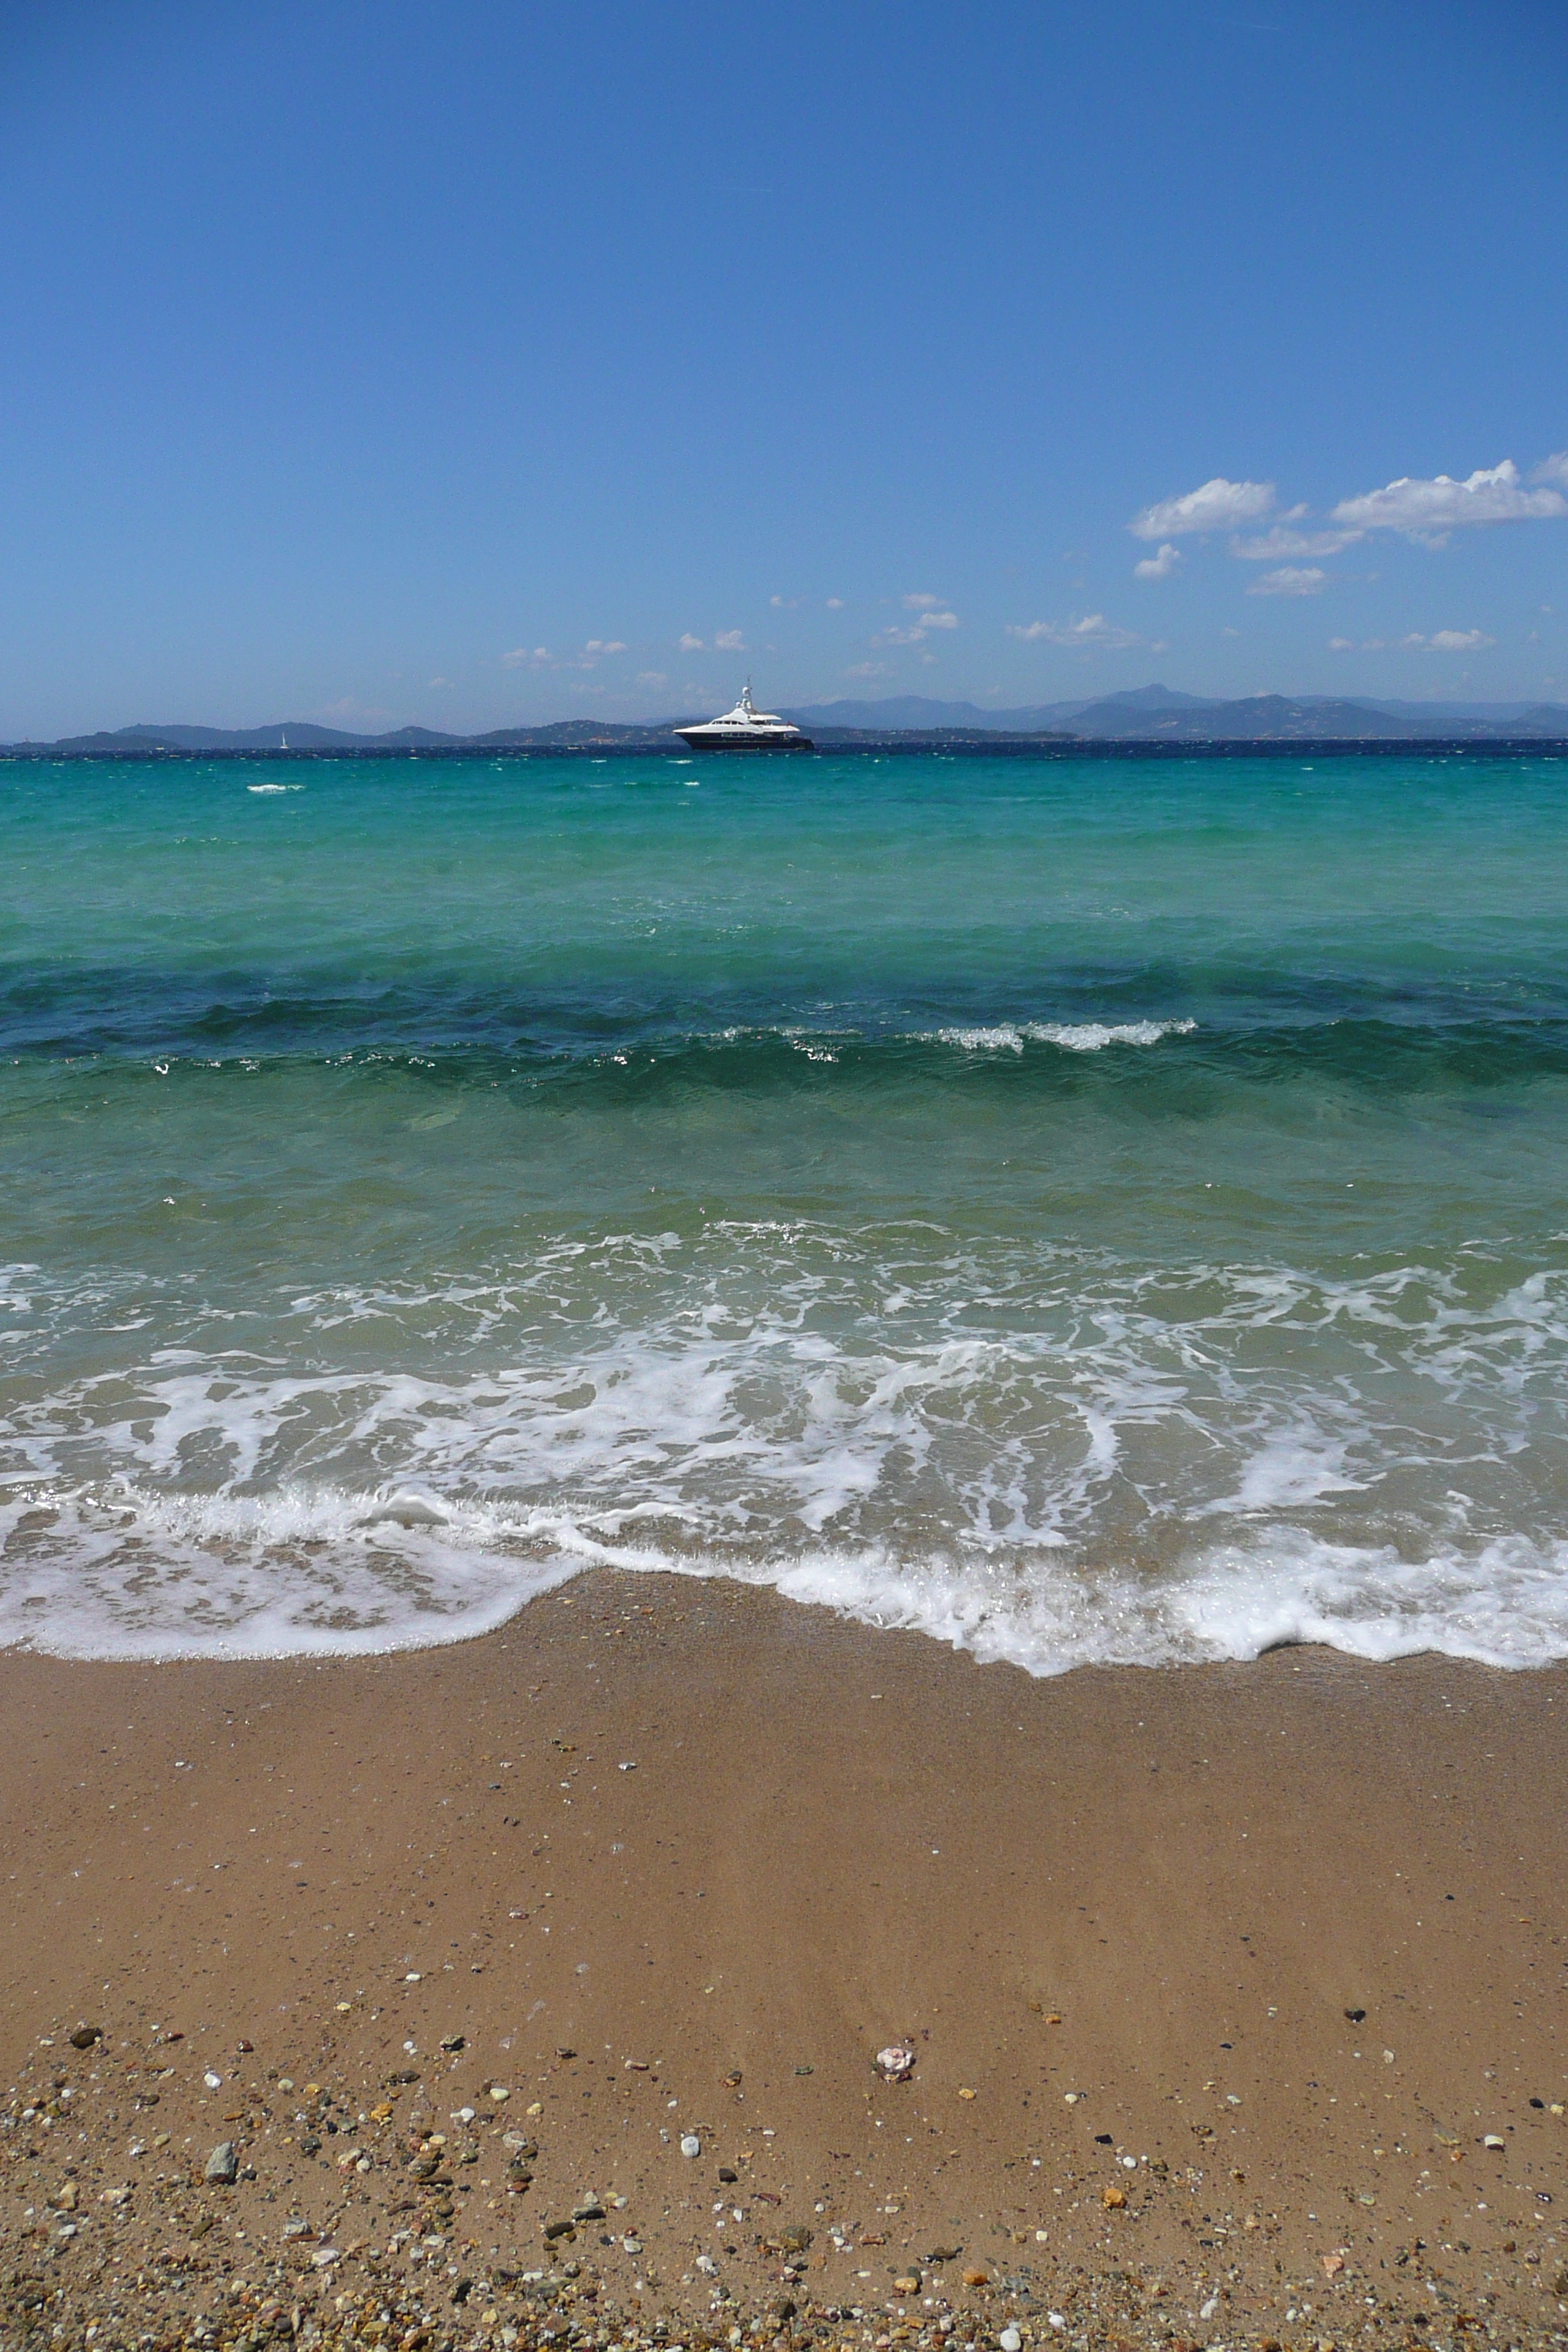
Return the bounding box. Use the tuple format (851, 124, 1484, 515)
(6, 684, 1568, 756)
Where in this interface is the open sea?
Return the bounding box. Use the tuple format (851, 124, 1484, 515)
(4, 746, 1568, 1669)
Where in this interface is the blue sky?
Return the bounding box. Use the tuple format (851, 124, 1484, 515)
(2, 0, 1565, 732)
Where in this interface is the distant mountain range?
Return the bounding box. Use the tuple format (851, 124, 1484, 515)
(5, 687, 1568, 755)
(787, 687, 1568, 742)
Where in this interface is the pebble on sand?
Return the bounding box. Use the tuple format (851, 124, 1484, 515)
(203, 2143, 239, 2185)
(679, 2133, 701, 2157)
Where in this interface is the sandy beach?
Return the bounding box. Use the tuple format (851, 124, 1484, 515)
(3, 1578, 1566, 2351)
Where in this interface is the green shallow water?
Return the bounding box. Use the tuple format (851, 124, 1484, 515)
(2, 747, 1567, 1665)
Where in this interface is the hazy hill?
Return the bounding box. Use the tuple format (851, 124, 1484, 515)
(7, 692, 1568, 756)
(1068, 693, 1421, 740)
(788, 695, 1083, 731)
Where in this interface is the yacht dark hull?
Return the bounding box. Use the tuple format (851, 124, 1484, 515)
(674, 731, 814, 751)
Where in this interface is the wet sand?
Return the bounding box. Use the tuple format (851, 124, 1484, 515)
(2, 1573, 1566, 2350)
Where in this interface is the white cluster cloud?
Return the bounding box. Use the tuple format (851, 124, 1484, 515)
(1246, 566, 1327, 598)
(1120, 453, 1566, 657)
(713, 628, 746, 651)
(1130, 477, 1275, 540)
(679, 633, 704, 652)
(1008, 614, 1141, 649)
(881, 595, 958, 647)
(502, 645, 550, 667)
(582, 638, 627, 657)
(1333, 459, 1566, 537)
(1133, 542, 1181, 580)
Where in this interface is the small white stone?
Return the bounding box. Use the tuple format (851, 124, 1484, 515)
(1000, 2329, 1022, 2351)
(680, 2134, 701, 2159)
(203, 2072, 222, 2090)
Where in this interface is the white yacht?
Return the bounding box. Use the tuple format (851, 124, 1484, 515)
(674, 682, 813, 752)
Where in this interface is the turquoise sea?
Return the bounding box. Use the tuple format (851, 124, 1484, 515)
(4, 747, 1568, 1667)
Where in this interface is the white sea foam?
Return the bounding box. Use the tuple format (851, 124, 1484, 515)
(930, 1019, 1196, 1053)
(3, 1230, 1567, 1669)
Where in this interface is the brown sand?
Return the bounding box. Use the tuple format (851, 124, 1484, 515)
(2, 1573, 1567, 2350)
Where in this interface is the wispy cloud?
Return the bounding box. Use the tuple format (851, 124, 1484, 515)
(1008, 614, 1141, 649)
(1246, 565, 1327, 597)
(1531, 453, 1568, 488)
(1231, 524, 1362, 560)
(825, 597, 845, 610)
(901, 592, 944, 609)
(582, 639, 627, 657)
(844, 660, 891, 679)
(636, 670, 667, 687)
(713, 628, 745, 651)
(1401, 628, 1495, 652)
(1332, 460, 1566, 540)
(502, 646, 550, 667)
(428, 675, 451, 687)
(1133, 541, 1181, 580)
(1328, 638, 1354, 651)
(679, 633, 704, 652)
(1130, 477, 1275, 539)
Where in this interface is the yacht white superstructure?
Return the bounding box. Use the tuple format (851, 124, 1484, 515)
(674, 682, 813, 752)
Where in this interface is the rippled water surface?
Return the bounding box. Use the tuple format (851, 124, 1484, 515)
(4, 748, 1567, 1665)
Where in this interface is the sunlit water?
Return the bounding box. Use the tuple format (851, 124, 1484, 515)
(4, 747, 1567, 1667)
